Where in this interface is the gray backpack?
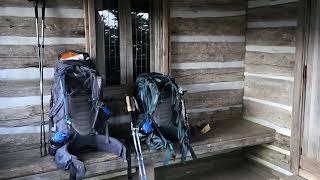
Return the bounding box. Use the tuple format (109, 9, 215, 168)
(48, 51, 126, 179)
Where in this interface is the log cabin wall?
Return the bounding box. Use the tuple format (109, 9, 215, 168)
(243, 0, 298, 175)
(0, 0, 85, 153)
(169, 0, 247, 126)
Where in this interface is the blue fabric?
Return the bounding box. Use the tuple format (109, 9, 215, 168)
(142, 119, 153, 134)
(53, 132, 70, 144)
(103, 106, 111, 120)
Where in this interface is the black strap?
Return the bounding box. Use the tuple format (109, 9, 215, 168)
(69, 164, 77, 180)
(188, 144, 197, 160)
(125, 141, 133, 180)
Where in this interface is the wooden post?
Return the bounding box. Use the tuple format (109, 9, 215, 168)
(162, 0, 170, 75)
(95, 0, 106, 81)
(150, 0, 170, 75)
(145, 156, 155, 180)
(119, 0, 133, 85)
(290, 0, 310, 175)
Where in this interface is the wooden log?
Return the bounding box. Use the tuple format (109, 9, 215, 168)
(0, 17, 84, 37)
(0, 148, 120, 179)
(0, 80, 52, 97)
(0, 120, 275, 179)
(245, 64, 294, 77)
(185, 89, 243, 109)
(246, 146, 290, 171)
(247, 2, 298, 21)
(0, 105, 50, 127)
(171, 16, 245, 36)
(171, 42, 245, 63)
(188, 105, 242, 126)
(169, 0, 247, 10)
(273, 133, 290, 151)
(0, 44, 85, 69)
(0, 0, 83, 8)
(244, 76, 293, 105)
(245, 51, 295, 76)
(246, 27, 297, 46)
(0, 133, 41, 154)
(172, 68, 244, 85)
(243, 100, 292, 129)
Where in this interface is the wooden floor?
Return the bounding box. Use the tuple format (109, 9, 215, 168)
(0, 120, 275, 179)
(109, 152, 280, 180)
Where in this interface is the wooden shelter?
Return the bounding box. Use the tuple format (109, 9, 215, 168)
(0, 0, 319, 179)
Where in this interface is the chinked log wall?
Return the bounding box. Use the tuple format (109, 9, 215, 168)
(0, 0, 85, 153)
(244, 0, 298, 175)
(169, 0, 247, 126)
(0, 0, 298, 176)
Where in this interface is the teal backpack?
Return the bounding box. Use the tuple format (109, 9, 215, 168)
(136, 72, 196, 164)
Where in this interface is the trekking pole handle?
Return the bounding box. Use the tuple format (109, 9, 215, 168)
(126, 96, 135, 112)
(42, 0, 46, 21)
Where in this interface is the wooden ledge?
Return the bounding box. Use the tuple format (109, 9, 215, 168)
(0, 120, 275, 179)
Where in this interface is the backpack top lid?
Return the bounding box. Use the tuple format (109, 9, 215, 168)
(59, 50, 90, 61)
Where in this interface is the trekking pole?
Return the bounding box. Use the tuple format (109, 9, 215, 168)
(38, 0, 46, 156)
(30, 0, 44, 156)
(126, 96, 147, 180)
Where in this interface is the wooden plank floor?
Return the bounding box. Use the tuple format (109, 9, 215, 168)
(0, 120, 275, 179)
(109, 152, 280, 180)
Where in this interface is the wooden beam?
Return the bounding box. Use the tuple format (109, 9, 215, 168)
(83, 0, 89, 52)
(83, 0, 96, 62)
(95, 0, 106, 81)
(119, 0, 133, 85)
(290, 0, 309, 175)
(162, 0, 169, 75)
(150, 0, 170, 75)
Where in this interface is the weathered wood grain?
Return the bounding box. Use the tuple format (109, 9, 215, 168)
(171, 42, 245, 63)
(245, 52, 295, 76)
(247, 2, 298, 21)
(0, 105, 50, 127)
(0, 17, 84, 37)
(0, 80, 52, 97)
(245, 64, 294, 77)
(188, 106, 242, 126)
(290, 0, 308, 174)
(0, 120, 274, 179)
(243, 100, 292, 129)
(171, 16, 245, 36)
(172, 68, 244, 85)
(169, 0, 247, 10)
(0, 44, 86, 69)
(0, 0, 83, 8)
(273, 133, 290, 151)
(247, 146, 290, 171)
(0, 133, 41, 153)
(246, 27, 297, 46)
(244, 76, 293, 105)
(300, 156, 320, 179)
(185, 89, 243, 109)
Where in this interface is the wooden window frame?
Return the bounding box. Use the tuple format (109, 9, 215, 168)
(84, 0, 170, 90)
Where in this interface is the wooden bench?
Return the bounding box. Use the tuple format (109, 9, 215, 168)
(0, 120, 275, 179)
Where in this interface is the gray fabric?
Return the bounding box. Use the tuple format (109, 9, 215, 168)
(55, 142, 86, 179)
(48, 59, 100, 135)
(69, 93, 96, 136)
(55, 134, 126, 179)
